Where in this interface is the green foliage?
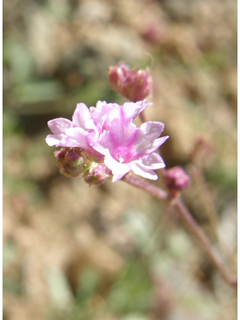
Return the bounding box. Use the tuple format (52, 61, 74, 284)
(76, 268, 101, 304)
(13, 81, 63, 104)
(107, 261, 152, 315)
(207, 164, 237, 193)
(3, 276, 23, 296)
(3, 241, 18, 269)
(46, 267, 74, 308)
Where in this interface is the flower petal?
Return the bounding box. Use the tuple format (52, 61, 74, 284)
(62, 127, 95, 149)
(47, 118, 72, 134)
(73, 103, 96, 131)
(130, 162, 158, 180)
(134, 122, 169, 154)
(90, 101, 114, 130)
(121, 100, 151, 121)
(104, 152, 131, 182)
(140, 121, 165, 138)
(46, 134, 65, 146)
(141, 153, 166, 169)
(129, 153, 166, 180)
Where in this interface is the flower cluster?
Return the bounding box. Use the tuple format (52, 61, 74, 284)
(46, 100, 168, 182)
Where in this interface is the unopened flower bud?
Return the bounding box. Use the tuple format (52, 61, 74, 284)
(54, 147, 109, 185)
(54, 147, 88, 178)
(163, 166, 191, 196)
(141, 25, 162, 44)
(108, 62, 152, 102)
(84, 163, 110, 186)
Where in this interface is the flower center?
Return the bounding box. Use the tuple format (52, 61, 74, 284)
(118, 157, 124, 163)
(113, 146, 133, 164)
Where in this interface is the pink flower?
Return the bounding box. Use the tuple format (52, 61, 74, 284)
(93, 118, 169, 182)
(46, 100, 168, 182)
(46, 100, 149, 152)
(108, 62, 153, 102)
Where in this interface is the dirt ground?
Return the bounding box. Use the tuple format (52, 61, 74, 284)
(3, 0, 237, 319)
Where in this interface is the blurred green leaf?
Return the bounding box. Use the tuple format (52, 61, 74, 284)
(208, 164, 237, 192)
(3, 241, 18, 269)
(3, 177, 38, 199)
(71, 80, 110, 107)
(3, 38, 33, 84)
(121, 315, 149, 320)
(167, 230, 192, 260)
(123, 210, 156, 253)
(201, 51, 228, 70)
(46, 267, 73, 308)
(3, 276, 23, 295)
(76, 267, 100, 303)
(3, 111, 23, 136)
(13, 81, 63, 104)
(107, 261, 152, 315)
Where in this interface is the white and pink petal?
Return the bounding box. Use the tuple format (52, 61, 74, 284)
(130, 161, 158, 180)
(104, 152, 131, 182)
(47, 118, 72, 134)
(72, 103, 96, 131)
(46, 134, 65, 146)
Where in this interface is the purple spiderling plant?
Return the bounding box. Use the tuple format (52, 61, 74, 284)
(45, 62, 237, 287)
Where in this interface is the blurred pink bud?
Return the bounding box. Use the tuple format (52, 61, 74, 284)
(54, 147, 87, 178)
(141, 25, 162, 44)
(163, 166, 191, 194)
(108, 62, 153, 102)
(84, 163, 110, 186)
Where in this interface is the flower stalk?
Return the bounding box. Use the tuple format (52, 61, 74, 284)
(122, 172, 237, 287)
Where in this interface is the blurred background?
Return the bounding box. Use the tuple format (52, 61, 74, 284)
(3, 0, 237, 319)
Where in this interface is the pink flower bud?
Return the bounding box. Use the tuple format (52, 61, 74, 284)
(84, 163, 110, 186)
(54, 147, 87, 178)
(54, 147, 109, 185)
(141, 25, 162, 44)
(163, 166, 191, 195)
(108, 62, 152, 102)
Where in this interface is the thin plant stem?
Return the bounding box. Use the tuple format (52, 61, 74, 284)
(174, 199, 237, 287)
(188, 164, 237, 269)
(122, 172, 169, 201)
(188, 164, 219, 236)
(122, 172, 237, 287)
